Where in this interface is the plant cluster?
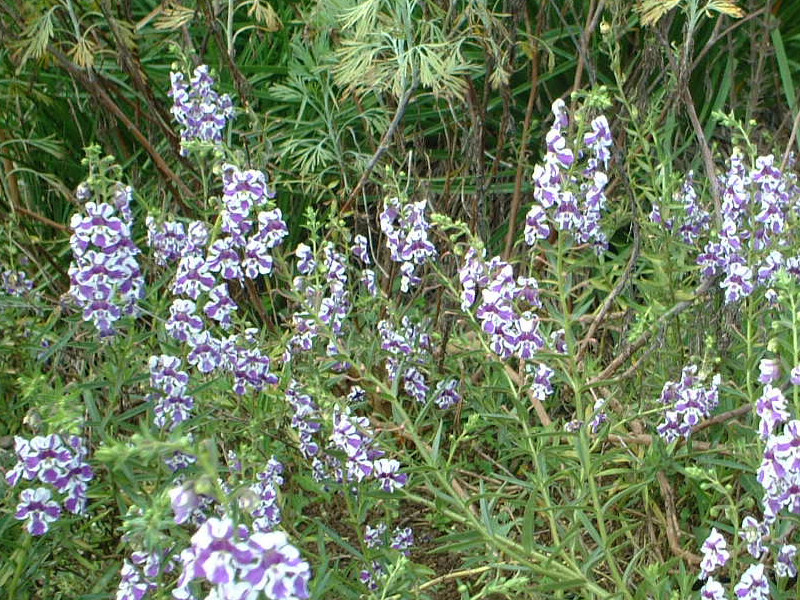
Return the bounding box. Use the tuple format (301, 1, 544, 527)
(4, 1, 800, 599)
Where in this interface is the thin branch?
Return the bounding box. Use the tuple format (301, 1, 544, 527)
(341, 69, 420, 215)
(13, 206, 72, 233)
(657, 470, 702, 565)
(589, 276, 717, 385)
(48, 45, 194, 211)
(577, 214, 640, 362)
(503, 6, 544, 260)
(571, 0, 605, 94)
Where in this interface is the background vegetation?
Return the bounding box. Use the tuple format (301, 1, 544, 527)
(2, 0, 800, 598)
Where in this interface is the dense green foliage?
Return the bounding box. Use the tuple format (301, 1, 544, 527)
(2, 1, 800, 599)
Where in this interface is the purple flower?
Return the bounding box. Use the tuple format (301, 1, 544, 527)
(433, 379, 461, 409)
(187, 331, 224, 373)
(169, 65, 234, 155)
(15, 487, 61, 535)
(364, 523, 387, 548)
(174, 517, 311, 600)
(758, 359, 781, 385)
(733, 563, 769, 600)
(166, 299, 205, 343)
(792, 365, 800, 385)
(146, 218, 190, 266)
(776, 544, 797, 578)
(699, 528, 729, 579)
(755, 384, 790, 440)
(373, 458, 408, 493)
(530, 363, 555, 401)
(700, 578, 728, 600)
(656, 367, 720, 443)
(68, 187, 144, 337)
(203, 283, 238, 329)
(379, 197, 436, 292)
(352, 234, 371, 264)
(295, 244, 316, 275)
(739, 516, 769, 558)
(390, 526, 414, 555)
(206, 238, 243, 281)
(1, 268, 34, 296)
(240, 530, 311, 599)
(173, 255, 215, 300)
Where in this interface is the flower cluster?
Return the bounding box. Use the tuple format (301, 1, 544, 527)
(147, 218, 209, 266)
(1, 268, 33, 296)
(173, 517, 311, 600)
(699, 528, 729, 581)
(284, 242, 352, 368)
(650, 172, 712, 245)
(68, 181, 144, 336)
(169, 65, 234, 155)
(524, 99, 612, 252)
(655, 365, 720, 443)
(690, 151, 800, 303)
(328, 405, 407, 492)
(460, 250, 545, 359)
(247, 458, 284, 533)
(379, 197, 437, 292)
(758, 419, 800, 523)
(359, 523, 415, 590)
(378, 317, 431, 403)
(148, 355, 195, 430)
(117, 550, 176, 600)
(432, 379, 461, 409)
(286, 380, 322, 459)
(6, 434, 93, 535)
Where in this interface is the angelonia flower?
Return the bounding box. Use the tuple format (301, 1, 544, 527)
(146, 218, 208, 266)
(247, 458, 284, 533)
(148, 354, 194, 431)
(739, 516, 769, 559)
(168, 64, 234, 155)
(463, 254, 544, 360)
(699, 578, 728, 600)
(7, 434, 93, 535)
(732, 563, 769, 600)
(165, 450, 197, 473)
(172, 517, 311, 600)
(359, 560, 387, 592)
(390, 526, 414, 556)
(693, 150, 800, 304)
(588, 398, 608, 434)
(379, 196, 437, 292)
(360, 523, 414, 590)
(116, 550, 176, 600)
(433, 379, 461, 409)
(776, 544, 798, 578)
(379, 316, 432, 403)
(329, 405, 380, 484)
(529, 363, 555, 401)
(699, 528, 729, 580)
(651, 173, 711, 245)
(791, 365, 800, 385)
(524, 99, 612, 252)
(68, 181, 144, 337)
(285, 381, 322, 459)
(364, 523, 388, 549)
(1, 268, 33, 296)
(655, 365, 720, 443)
(758, 358, 781, 384)
(225, 332, 279, 395)
(755, 384, 789, 440)
(284, 242, 351, 364)
(757, 419, 800, 523)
